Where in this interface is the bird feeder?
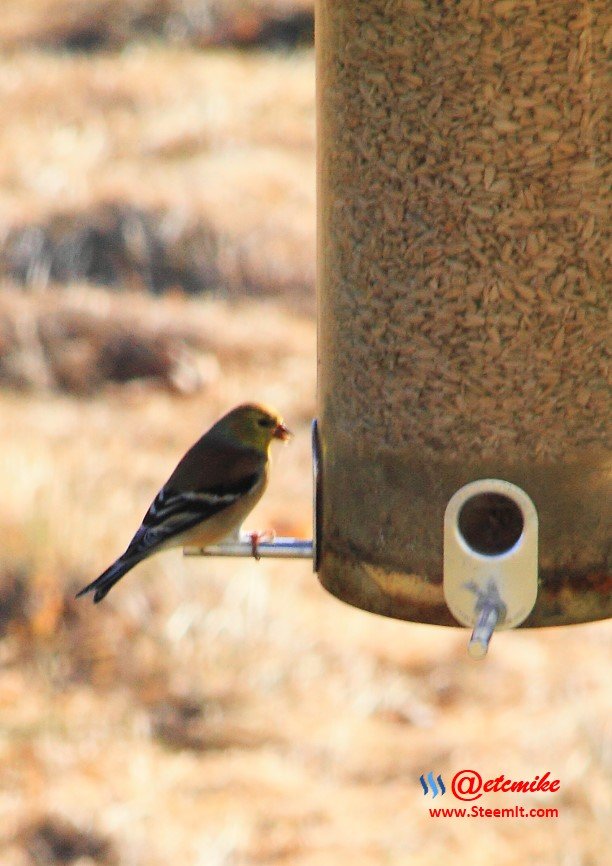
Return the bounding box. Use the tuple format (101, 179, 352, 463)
(315, 0, 610, 648)
(189, 0, 610, 656)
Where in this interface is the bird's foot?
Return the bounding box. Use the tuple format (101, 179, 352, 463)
(249, 529, 276, 560)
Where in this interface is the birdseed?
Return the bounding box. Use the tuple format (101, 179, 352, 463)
(316, 0, 610, 609)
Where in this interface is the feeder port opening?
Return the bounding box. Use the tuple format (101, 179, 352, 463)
(457, 493, 525, 557)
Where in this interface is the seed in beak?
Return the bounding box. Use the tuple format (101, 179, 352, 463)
(274, 422, 292, 441)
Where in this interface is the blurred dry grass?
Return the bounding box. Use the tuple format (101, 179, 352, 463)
(0, 285, 221, 393)
(0, 2, 610, 865)
(0, 0, 314, 50)
(0, 43, 315, 307)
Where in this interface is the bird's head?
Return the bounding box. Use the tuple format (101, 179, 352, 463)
(217, 403, 292, 452)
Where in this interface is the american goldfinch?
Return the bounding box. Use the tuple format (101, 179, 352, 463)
(76, 403, 291, 603)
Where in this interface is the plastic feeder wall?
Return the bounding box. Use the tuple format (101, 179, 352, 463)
(315, 0, 610, 627)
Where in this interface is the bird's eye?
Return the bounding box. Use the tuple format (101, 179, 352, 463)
(257, 417, 272, 427)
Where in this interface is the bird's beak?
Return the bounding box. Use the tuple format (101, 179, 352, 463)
(273, 422, 292, 441)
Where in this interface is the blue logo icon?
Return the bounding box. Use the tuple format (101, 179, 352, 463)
(420, 772, 446, 797)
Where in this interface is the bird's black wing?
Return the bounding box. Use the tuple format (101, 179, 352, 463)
(76, 472, 261, 603)
(123, 473, 261, 557)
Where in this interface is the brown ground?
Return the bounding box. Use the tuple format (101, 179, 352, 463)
(0, 4, 610, 865)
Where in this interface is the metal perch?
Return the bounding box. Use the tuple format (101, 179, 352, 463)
(184, 537, 313, 559)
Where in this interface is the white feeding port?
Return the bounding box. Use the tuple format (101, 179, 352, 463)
(444, 479, 539, 658)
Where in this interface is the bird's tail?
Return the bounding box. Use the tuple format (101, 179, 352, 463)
(76, 553, 145, 603)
